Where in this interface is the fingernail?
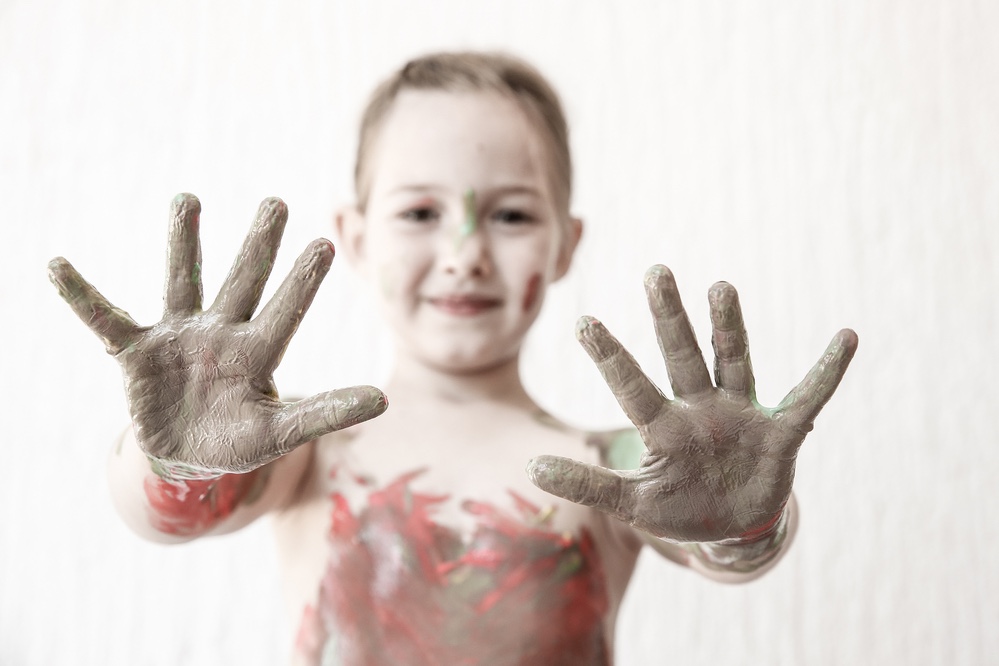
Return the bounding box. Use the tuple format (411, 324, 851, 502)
(708, 283, 739, 327)
(526, 456, 556, 487)
(258, 197, 289, 228)
(46, 258, 73, 296)
(262, 196, 287, 214)
(358, 385, 389, 415)
(47, 256, 67, 279)
(171, 192, 201, 213)
(575, 316, 617, 360)
(300, 239, 335, 277)
(644, 265, 676, 311)
(644, 264, 673, 288)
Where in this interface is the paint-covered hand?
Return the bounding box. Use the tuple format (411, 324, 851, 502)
(48, 194, 387, 475)
(527, 265, 857, 542)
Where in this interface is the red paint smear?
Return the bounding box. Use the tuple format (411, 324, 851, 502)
(295, 604, 324, 665)
(507, 489, 543, 520)
(522, 273, 542, 313)
(143, 470, 263, 536)
(296, 470, 610, 665)
(738, 507, 785, 541)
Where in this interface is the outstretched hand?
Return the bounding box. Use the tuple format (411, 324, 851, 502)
(49, 194, 386, 475)
(528, 265, 857, 543)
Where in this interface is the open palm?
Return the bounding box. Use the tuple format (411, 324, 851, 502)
(48, 194, 386, 475)
(529, 265, 857, 542)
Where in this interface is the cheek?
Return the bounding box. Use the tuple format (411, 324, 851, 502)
(377, 264, 396, 300)
(497, 238, 556, 315)
(371, 239, 431, 303)
(522, 273, 542, 313)
(378, 260, 423, 304)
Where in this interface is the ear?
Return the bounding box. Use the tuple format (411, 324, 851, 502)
(334, 205, 368, 275)
(553, 215, 583, 281)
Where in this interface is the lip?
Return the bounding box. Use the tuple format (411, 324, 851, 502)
(426, 295, 503, 316)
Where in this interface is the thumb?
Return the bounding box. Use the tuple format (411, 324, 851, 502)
(273, 385, 388, 456)
(527, 455, 636, 523)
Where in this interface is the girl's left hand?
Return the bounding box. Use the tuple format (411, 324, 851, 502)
(528, 265, 857, 542)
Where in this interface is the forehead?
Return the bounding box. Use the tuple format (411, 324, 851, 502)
(367, 90, 553, 196)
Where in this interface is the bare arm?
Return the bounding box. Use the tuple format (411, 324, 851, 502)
(50, 194, 386, 542)
(106, 425, 313, 544)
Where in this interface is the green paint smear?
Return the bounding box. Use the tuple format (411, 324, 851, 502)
(459, 188, 477, 241)
(607, 429, 645, 470)
(191, 262, 201, 285)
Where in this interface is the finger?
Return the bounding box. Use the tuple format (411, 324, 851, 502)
(271, 386, 388, 456)
(526, 455, 637, 523)
(211, 197, 289, 321)
(777, 328, 859, 432)
(576, 316, 666, 427)
(252, 239, 335, 373)
(48, 257, 141, 354)
(708, 281, 755, 396)
(163, 193, 204, 316)
(645, 265, 712, 398)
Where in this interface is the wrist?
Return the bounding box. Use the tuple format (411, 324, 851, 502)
(141, 453, 268, 538)
(689, 505, 792, 575)
(146, 455, 225, 483)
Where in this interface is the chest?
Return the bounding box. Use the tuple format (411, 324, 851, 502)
(319, 406, 601, 527)
(287, 465, 614, 665)
(274, 416, 639, 664)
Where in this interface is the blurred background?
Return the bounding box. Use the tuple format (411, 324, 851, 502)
(1, 0, 996, 663)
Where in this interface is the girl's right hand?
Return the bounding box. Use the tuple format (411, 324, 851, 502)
(49, 194, 387, 476)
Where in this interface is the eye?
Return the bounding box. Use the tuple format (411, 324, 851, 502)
(490, 208, 535, 225)
(398, 206, 440, 223)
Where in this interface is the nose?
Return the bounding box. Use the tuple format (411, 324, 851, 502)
(441, 225, 492, 278)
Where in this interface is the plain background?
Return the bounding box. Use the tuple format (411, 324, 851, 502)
(1, 0, 997, 664)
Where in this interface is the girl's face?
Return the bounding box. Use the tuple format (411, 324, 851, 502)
(343, 90, 580, 373)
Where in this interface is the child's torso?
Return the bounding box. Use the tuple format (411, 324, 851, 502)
(272, 401, 642, 666)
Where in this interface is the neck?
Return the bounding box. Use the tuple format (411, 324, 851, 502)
(386, 352, 537, 411)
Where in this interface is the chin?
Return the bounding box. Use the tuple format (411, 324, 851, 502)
(420, 344, 520, 375)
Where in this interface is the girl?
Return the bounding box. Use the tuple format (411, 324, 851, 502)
(48, 51, 857, 665)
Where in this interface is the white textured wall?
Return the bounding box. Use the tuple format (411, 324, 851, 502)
(2, 1, 996, 664)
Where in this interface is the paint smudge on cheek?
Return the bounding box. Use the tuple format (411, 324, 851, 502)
(522, 273, 542, 313)
(296, 470, 611, 665)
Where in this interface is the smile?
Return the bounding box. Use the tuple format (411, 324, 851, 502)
(426, 295, 503, 316)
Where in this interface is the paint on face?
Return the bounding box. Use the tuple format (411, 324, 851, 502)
(522, 272, 542, 313)
(358, 92, 570, 373)
(295, 469, 610, 665)
(143, 468, 267, 536)
(456, 187, 478, 248)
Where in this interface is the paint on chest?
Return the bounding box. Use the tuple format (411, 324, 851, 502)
(295, 468, 611, 666)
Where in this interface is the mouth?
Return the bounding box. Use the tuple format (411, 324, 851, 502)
(426, 295, 503, 316)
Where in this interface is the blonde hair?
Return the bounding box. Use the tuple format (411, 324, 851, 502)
(354, 51, 572, 214)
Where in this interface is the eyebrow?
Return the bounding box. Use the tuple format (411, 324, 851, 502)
(385, 184, 447, 197)
(385, 184, 544, 198)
